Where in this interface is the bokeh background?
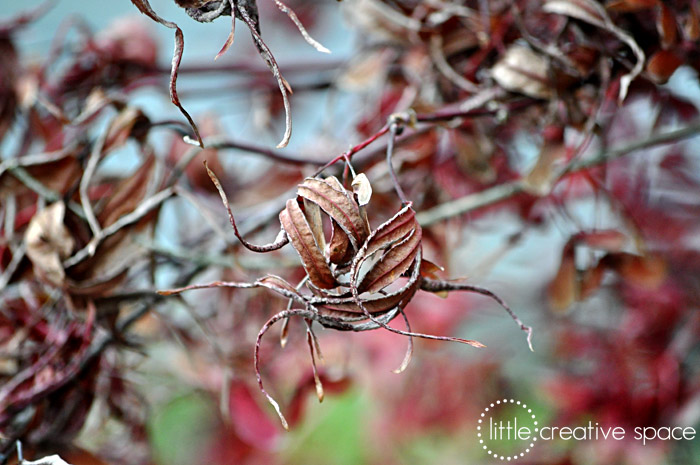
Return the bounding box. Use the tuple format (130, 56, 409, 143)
(2, 1, 700, 464)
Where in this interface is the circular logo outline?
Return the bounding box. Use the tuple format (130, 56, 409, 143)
(477, 398, 539, 461)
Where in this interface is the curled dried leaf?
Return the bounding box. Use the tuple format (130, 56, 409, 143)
(356, 225, 422, 294)
(297, 177, 369, 248)
(326, 219, 351, 264)
(279, 199, 337, 289)
(158, 169, 534, 429)
(25, 202, 75, 286)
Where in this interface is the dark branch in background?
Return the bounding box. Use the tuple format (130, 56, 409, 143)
(166, 136, 323, 188)
(416, 120, 700, 226)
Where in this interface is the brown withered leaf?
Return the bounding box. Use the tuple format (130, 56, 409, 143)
(297, 177, 369, 249)
(326, 219, 351, 264)
(582, 230, 627, 251)
(98, 154, 156, 227)
(657, 3, 678, 48)
(24, 154, 82, 195)
(355, 211, 422, 294)
(646, 50, 683, 84)
(257, 274, 303, 298)
(25, 202, 75, 286)
(302, 198, 326, 251)
(0, 36, 18, 141)
(419, 259, 444, 280)
(580, 262, 606, 300)
(104, 106, 151, 151)
(318, 276, 419, 318)
(684, 3, 700, 41)
(610, 253, 667, 288)
(279, 199, 336, 289)
(523, 139, 568, 195)
(548, 244, 576, 311)
(362, 205, 418, 259)
(67, 155, 158, 296)
(605, 0, 656, 13)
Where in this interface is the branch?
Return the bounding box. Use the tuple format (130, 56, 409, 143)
(416, 121, 700, 226)
(166, 136, 323, 187)
(5, 167, 86, 220)
(63, 188, 175, 268)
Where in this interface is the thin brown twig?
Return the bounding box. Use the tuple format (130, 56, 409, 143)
(314, 124, 391, 176)
(79, 127, 109, 247)
(204, 162, 290, 252)
(63, 187, 176, 268)
(420, 278, 534, 351)
(416, 121, 700, 226)
(167, 137, 323, 187)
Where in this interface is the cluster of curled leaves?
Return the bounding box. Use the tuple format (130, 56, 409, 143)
(161, 165, 533, 429)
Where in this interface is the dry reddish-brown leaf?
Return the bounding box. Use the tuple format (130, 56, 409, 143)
(548, 245, 577, 311)
(302, 198, 326, 251)
(577, 230, 628, 252)
(605, 0, 657, 13)
(523, 138, 567, 195)
(612, 253, 667, 288)
(356, 224, 421, 294)
(326, 219, 351, 264)
(297, 177, 369, 248)
(684, 2, 700, 41)
(580, 262, 606, 299)
(25, 202, 75, 286)
(646, 50, 683, 84)
(362, 205, 417, 259)
(257, 274, 304, 300)
(104, 106, 151, 151)
(318, 279, 419, 317)
(23, 155, 82, 195)
(0, 36, 18, 141)
(419, 259, 444, 280)
(98, 155, 156, 228)
(279, 199, 336, 289)
(544, 0, 645, 101)
(657, 3, 678, 48)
